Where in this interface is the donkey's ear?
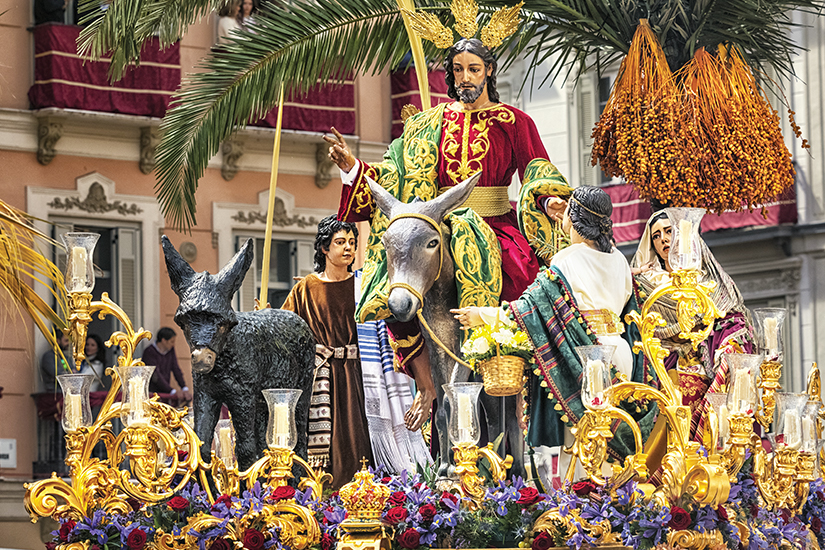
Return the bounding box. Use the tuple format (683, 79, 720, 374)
(215, 238, 254, 297)
(162, 235, 196, 297)
(366, 175, 402, 218)
(430, 171, 482, 220)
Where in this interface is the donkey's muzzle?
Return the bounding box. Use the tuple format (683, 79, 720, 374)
(388, 288, 421, 323)
(191, 347, 217, 373)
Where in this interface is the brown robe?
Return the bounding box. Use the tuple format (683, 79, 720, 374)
(282, 273, 373, 488)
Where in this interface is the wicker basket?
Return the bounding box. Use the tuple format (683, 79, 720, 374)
(477, 352, 527, 396)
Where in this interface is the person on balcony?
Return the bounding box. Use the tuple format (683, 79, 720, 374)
(39, 329, 74, 393)
(217, 0, 241, 45)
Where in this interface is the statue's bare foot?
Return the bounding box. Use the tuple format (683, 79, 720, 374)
(405, 389, 434, 431)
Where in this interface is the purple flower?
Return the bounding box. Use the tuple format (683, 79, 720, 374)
(694, 506, 718, 533)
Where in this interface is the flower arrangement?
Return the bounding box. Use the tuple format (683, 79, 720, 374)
(460, 320, 532, 369)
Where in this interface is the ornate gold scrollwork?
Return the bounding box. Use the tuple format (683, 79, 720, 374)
(453, 443, 512, 508)
(667, 528, 725, 550)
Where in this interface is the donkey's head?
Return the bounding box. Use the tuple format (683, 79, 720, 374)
(367, 172, 481, 322)
(162, 236, 253, 373)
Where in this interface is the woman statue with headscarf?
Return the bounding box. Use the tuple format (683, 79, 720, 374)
(454, 186, 658, 478)
(631, 210, 755, 443)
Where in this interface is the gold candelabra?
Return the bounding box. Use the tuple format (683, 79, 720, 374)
(23, 233, 324, 550)
(454, 442, 513, 507)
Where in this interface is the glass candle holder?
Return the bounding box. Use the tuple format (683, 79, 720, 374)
(774, 392, 809, 450)
(752, 308, 787, 362)
(116, 365, 155, 427)
(57, 373, 94, 432)
(574, 345, 616, 410)
(705, 393, 730, 450)
(61, 232, 100, 293)
(214, 418, 236, 468)
(262, 388, 302, 450)
(801, 402, 820, 454)
(443, 382, 483, 445)
(665, 208, 705, 271)
(725, 353, 762, 415)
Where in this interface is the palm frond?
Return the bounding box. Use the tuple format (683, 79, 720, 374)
(0, 201, 69, 357)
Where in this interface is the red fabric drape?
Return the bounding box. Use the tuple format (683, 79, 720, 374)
(28, 23, 180, 118)
(391, 67, 451, 139)
(254, 80, 356, 134)
(603, 183, 798, 244)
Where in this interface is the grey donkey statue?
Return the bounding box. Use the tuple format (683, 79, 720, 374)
(161, 236, 316, 471)
(365, 173, 525, 480)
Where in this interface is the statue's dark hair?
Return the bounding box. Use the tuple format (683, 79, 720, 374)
(157, 327, 177, 343)
(86, 333, 107, 364)
(648, 210, 670, 268)
(568, 186, 614, 253)
(443, 38, 499, 103)
(314, 215, 359, 273)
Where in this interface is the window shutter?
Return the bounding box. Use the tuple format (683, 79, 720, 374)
(296, 240, 314, 279)
(578, 82, 597, 187)
(236, 235, 257, 312)
(115, 227, 141, 324)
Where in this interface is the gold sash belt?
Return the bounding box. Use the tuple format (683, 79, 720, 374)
(438, 185, 512, 217)
(580, 309, 624, 336)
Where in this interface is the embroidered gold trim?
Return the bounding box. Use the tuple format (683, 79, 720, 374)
(580, 309, 624, 335)
(438, 185, 511, 217)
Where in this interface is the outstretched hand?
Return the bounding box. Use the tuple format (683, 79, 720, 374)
(450, 307, 483, 330)
(323, 127, 356, 172)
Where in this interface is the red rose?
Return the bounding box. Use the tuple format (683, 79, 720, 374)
(398, 528, 421, 549)
(532, 532, 553, 550)
(388, 491, 407, 506)
(45, 543, 57, 550)
(126, 497, 142, 511)
(439, 491, 458, 510)
(58, 520, 76, 542)
(518, 487, 542, 506)
(271, 486, 296, 501)
(668, 506, 692, 531)
(384, 506, 408, 525)
(243, 528, 265, 550)
(749, 504, 759, 518)
(90, 545, 101, 550)
(811, 517, 822, 534)
(127, 528, 147, 550)
(716, 506, 729, 521)
(780, 509, 791, 523)
(321, 533, 335, 550)
(212, 494, 233, 510)
(177, 450, 189, 461)
(419, 503, 437, 522)
(571, 481, 596, 497)
(381, 477, 392, 483)
(211, 540, 232, 550)
(168, 495, 190, 512)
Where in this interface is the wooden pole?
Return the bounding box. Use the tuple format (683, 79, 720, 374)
(397, 0, 432, 110)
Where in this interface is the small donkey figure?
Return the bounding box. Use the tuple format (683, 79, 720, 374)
(162, 236, 315, 471)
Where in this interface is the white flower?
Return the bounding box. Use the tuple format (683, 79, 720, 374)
(491, 329, 515, 346)
(472, 338, 490, 355)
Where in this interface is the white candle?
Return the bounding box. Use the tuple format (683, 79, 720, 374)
(718, 405, 730, 441)
(457, 393, 473, 442)
(784, 409, 802, 450)
(218, 426, 233, 463)
(764, 317, 778, 351)
(586, 359, 606, 405)
(679, 220, 693, 256)
(273, 403, 290, 447)
(65, 393, 83, 430)
(128, 377, 146, 425)
(71, 246, 87, 283)
(802, 417, 816, 446)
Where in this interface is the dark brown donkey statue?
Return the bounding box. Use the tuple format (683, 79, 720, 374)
(162, 236, 315, 471)
(365, 173, 525, 480)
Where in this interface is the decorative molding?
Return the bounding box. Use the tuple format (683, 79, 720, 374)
(47, 181, 144, 216)
(37, 118, 63, 165)
(139, 127, 159, 175)
(735, 267, 801, 298)
(230, 197, 318, 228)
(180, 241, 198, 262)
(315, 143, 335, 189)
(221, 138, 245, 181)
(212, 232, 220, 249)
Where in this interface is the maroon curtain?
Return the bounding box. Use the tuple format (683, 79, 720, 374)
(253, 80, 356, 134)
(603, 183, 798, 244)
(391, 67, 451, 139)
(28, 23, 180, 118)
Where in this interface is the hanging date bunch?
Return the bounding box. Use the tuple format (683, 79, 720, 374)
(592, 20, 803, 214)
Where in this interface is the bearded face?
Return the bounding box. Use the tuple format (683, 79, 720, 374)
(456, 79, 485, 103)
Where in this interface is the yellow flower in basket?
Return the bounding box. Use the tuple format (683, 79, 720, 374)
(460, 320, 533, 396)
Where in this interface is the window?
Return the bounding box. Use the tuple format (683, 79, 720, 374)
(235, 235, 314, 310)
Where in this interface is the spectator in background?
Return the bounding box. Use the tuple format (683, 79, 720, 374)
(217, 0, 241, 45)
(237, 0, 256, 28)
(40, 330, 75, 393)
(35, 0, 67, 25)
(81, 334, 111, 392)
(143, 327, 192, 403)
